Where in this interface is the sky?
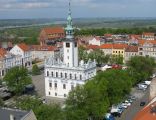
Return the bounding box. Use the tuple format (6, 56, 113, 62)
(0, 0, 156, 19)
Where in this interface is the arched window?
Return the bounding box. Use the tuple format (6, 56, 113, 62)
(75, 74, 77, 80)
(56, 72, 58, 77)
(65, 73, 67, 78)
(70, 74, 72, 79)
(47, 71, 49, 76)
(80, 75, 82, 80)
(60, 73, 63, 78)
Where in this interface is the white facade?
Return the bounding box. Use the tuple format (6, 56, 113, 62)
(45, 59, 96, 98)
(44, 2, 96, 99)
(89, 37, 104, 46)
(10, 44, 32, 67)
(31, 50, 59, 61)
(0, 53, 22, 77)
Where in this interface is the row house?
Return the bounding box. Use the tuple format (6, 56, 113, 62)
(0, 48, 22, 77)
(30, 45, 59, 61)
(138, 40, 156, 60)
(112, 44, 128, 60)
(125, 46, 138, 62)
(142, 32, 156, 40)
(10, 43, 32, 67)
(39, 27, 65, 46)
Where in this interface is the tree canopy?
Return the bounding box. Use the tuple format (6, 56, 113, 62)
(3, 66, 32, 95)
(16, 96, 64, 120)
(65, 69, 132, 119)
(32, 64, 40, 75)
(127, 56, 156, 84)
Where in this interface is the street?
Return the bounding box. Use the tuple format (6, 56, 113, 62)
(116, 86, 150, 120)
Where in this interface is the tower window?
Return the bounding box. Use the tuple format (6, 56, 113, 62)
(75, 43, 77, 47)
(66, 43, 70, 47)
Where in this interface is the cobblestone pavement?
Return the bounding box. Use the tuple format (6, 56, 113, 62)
(32, 73, 65, 105)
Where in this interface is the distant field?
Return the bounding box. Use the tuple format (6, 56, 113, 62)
(0, 18, 156, 29)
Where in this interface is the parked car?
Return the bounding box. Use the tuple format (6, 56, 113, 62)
(104, 113, 115, 120)
(111, 112, 121, 117)
(144, 81, 151, 86)
(140, 101, 146, 106)
(138, 84, 147, 90)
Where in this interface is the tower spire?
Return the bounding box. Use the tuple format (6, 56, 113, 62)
(65, 0, 74, 39)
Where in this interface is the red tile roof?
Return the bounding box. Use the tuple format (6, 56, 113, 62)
(0, 48, 7, 58)
(104, 34, 112, 37)
(100, 44, 113, 49)
(30, 45, 58, 51)
(138, 40, 156, 45)
(113, 44, 128, 49)
(43, 27, 64, 35)
(133, 98, 156, 120)
(17, 43, 30, 51)
(143, 32, 155, 36)
(100, 44, 128, 49)
(87, 45, 99, 50)
(125, 46, 138, 52)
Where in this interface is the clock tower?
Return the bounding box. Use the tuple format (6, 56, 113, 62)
(63, 1, 78, 67)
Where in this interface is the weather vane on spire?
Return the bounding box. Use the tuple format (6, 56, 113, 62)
(68, 0, 71, 16)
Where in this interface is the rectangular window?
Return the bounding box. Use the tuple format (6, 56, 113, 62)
(63, 84, 66, 89)
(55, 83, 57, 88)
(75, 42, 77, 47)
(49, 83, 52, 88)
(66, 43, 70, 47)
(71, 85, 74, 90)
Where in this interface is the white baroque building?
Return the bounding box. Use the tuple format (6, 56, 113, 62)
(44, 2, 96, 99)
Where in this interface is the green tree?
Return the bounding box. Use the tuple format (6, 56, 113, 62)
(110, 55, 123, 65)
(0, 98, 4, 106)
(32, 64, 40, 75)
(127, 56, 156, 84)
(16, 96, 64, 120)
(66, 74, 110, 119)
(3, 66, 32, 95)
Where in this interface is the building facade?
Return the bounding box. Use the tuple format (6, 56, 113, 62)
(39, 27, 65, 46)
(125, 46, 138, 62)
(10, 43, 32, 67)
(0, 48, 23, 77)
(44, 2, 96, 99)
(30, 45, 59, 61)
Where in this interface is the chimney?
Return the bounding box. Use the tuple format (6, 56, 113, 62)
(10, 114, 15, 120)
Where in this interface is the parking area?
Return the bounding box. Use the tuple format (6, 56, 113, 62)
(116, 87, 149, 120)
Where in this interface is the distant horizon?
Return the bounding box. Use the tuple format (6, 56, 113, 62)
(0, 17, 156, 20)
(0, 0, 156, 19)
